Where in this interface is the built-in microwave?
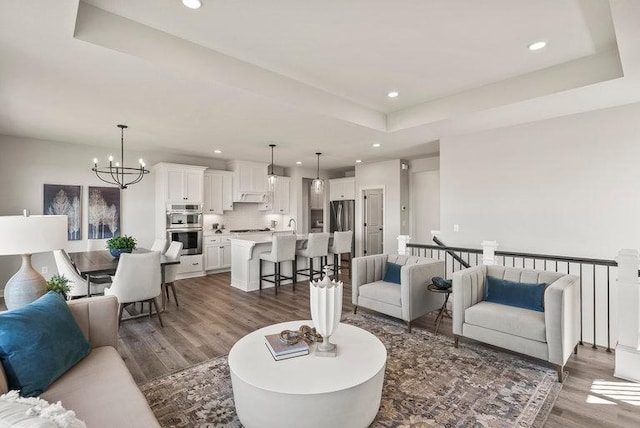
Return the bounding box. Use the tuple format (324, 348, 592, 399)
(167, 229, 203, 255)
(166, 204, 203, 230)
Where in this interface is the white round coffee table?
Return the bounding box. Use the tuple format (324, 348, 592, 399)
(228, 320, 386, 428)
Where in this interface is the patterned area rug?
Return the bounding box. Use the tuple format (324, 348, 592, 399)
(141, 313, 562, 427)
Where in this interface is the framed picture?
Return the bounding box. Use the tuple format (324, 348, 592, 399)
(43, 184, 82, 241)
(88, 186, 121, 239)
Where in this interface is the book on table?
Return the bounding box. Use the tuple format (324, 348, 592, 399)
(264, 333, 310, 361)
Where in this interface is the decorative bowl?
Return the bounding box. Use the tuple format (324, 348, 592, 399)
(432, 277, 453, 290)
(109, 248, 133, 258)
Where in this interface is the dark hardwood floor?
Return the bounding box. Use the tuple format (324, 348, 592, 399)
(3, 271, 639, 426)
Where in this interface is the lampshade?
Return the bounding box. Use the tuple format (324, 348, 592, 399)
(0, 215, 67, 255)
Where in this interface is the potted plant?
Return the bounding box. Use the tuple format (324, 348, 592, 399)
(46, 274, 70, 300)
(106, 235, 137, 258)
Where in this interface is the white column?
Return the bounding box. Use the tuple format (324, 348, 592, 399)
(614, 249, 640, 382)
(397, 235, 411, 255)
(481, 240, 499, 266)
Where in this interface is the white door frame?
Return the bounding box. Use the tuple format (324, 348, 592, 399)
(356, 185, 386, 258)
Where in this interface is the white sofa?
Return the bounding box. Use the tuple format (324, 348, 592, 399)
(452, 265, 580, 382)
(0, 296, 160, 427)
(352, 254, 445, 331)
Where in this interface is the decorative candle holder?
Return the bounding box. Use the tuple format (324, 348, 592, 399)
(310, 275, 343, 357)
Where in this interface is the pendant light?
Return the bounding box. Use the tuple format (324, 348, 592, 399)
(267, 144, 278, 192)
(311, 152, 324, 194)
(92, 125, 149, 189)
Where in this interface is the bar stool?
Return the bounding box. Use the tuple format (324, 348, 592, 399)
(296, 233, 330, 282)
(259, 234, 297, 295)
(327, 231, 353, 279)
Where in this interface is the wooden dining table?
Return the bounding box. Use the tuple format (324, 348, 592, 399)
(68, 248, 180, 310)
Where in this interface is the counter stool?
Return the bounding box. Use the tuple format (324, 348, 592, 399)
(260, 234, 297, 295)
(296, 233, 330, 282)
(327, 231, 353, 279)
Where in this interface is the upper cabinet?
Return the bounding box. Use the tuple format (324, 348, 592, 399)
(260, 176, 290, 214)
(227, 160, 269, 202)
(204, 170, 234, 214)
(329, 177, 356, 201)
(155, 163, 207, 204)
(272, 176, 291, 214)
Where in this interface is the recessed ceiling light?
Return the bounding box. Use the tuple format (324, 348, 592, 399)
(214, 149, 222, 154)
(387, 91, 399, 98)
(528, 41, 547, 51)
(372, 143, 381, 148)
(355, 160, 362, 163)
(182, 0, 202, 9)
(296, 161, 302, 165)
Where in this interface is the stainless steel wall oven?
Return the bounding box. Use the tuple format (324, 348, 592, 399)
(166, 204, 203, 255)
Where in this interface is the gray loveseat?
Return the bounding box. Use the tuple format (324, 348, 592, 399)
(452, 265, 580, 382)
(0, 296, 160, 427)
(352, 254, 445, 331)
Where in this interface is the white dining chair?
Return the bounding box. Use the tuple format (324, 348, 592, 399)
(86, 239, 113, 285)
(151, 238, 167, 253)
(52, 249, 108, 298)
(163, 241, 183, 306)
(104, 252, 163, 327)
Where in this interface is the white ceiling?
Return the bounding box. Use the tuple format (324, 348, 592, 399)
(0, 0, 638, 170)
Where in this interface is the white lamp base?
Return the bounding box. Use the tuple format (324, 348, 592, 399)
(4, 254, 47, 310)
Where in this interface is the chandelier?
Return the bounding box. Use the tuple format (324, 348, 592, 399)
(92, 125, 149, 189)
(312, 152, 324, 194)
(267, 143, 278, 192)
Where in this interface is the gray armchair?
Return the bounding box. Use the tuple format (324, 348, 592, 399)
(352, 254, 445, 331)
(452, 265, 580, 382)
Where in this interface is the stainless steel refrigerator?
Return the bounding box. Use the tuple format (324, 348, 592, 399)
(330, 200, 355, 256)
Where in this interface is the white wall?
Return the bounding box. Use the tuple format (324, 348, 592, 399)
(409, 155, 440, 243)
(439, 101, 640, 259)
(411, 171, 440, 243)
(0, 135, 227, 290)
(355, 159, 402, 256)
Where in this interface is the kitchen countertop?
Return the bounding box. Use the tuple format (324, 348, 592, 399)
(229, 233, 307, 245)
(204, 229, 297, 237)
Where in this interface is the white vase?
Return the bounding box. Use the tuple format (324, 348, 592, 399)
(310, 275, 343, 357)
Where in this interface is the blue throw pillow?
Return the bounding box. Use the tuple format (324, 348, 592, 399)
(485, 276, 546, 312)
(0, 291, 90, 397)
(383, 262, 402, 284)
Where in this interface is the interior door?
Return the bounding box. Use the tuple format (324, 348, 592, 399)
(364, 189, 383, 255)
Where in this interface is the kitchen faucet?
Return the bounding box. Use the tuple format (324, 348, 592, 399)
(287, 218, 297, 235)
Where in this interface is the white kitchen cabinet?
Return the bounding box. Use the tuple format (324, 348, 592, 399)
(228, 160, 269, 202)
(329, 177, 356, 201)
(222, 242, 231, 266)
(204, 235, 231, 271)
(261, 176, 290, 213)
(204, 170, 233, 214)
(156, 163, 206, 204)
(273, 176, 290, 214)
(176, 254, 204, 277)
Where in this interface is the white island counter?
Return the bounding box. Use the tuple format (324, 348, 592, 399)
(230, 233, 325, 292)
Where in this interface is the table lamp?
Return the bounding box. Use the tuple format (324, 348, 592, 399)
(0, 211, 67, 310)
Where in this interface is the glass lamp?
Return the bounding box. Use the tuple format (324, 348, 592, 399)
(267, 144, 278, 192)
(312, 152, 324, 194)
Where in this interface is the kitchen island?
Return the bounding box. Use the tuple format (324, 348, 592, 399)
(230, 233, 325, 292)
